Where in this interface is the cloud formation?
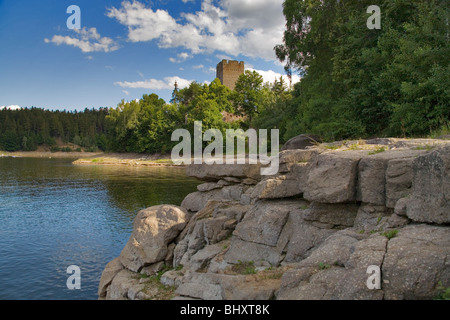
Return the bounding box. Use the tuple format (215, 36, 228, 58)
(0, 105, 21, 110)
(106, 0, 285, 60)
(114, 76, 193, 90)
(247, 68, 301, 86)
(44, 27, 120, 53)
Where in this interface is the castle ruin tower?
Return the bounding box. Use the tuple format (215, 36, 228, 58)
(216, 60, 245, 90)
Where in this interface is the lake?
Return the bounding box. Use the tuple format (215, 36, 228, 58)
(0, 157, 200, 300)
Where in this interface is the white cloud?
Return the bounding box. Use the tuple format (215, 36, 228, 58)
(44, 27, 120, 53)
(247, 68, 301, 87)
(107, 0, 285, 60)
(0, 105, 21, 110)
(114, 76, 193, 90)
(170, 52, 192, 63)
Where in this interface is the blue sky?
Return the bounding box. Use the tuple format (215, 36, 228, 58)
(0, 0, 299, 111)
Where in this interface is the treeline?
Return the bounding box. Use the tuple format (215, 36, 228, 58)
(0, 74, 290, 153)
(106, 75, 290, 153)
(0, 107, 109, 152)
(274, 0, 449, 141)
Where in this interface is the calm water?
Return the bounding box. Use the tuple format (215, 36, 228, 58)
(0, 157, 199, 300)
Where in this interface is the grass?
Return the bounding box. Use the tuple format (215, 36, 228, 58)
(151, 158, 174, 164)
(347, 143, 362, 150)
(414, 144, 435, 151)
(136, 264, 180, 300)
(368, 146, 387, 155)
(232, 260, 257, 275)
(381, 229, 399, 240)
(323, 144, 341, 150)
(318, 262, 331, 270)
(434, 282, 450, 300)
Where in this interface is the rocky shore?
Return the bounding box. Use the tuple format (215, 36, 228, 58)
(98, 137, 450, 300)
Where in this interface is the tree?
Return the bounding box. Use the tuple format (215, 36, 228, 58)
(232, 70, 264, 124)
(275, 0, 449, 140)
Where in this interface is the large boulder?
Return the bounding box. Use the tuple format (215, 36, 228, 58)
(282, 134, 322, 151)
(225, 200, 299, 266)
(251, 176, 303, 199)
(382, 224, 450, 299)
(119, 205, 189, 272)
(304, 151, 365, 203)
(278, 230, 385, 300)
(406, 146, 450, 224)
(98, 258, 124, 298)
(181, 189, 222, 212)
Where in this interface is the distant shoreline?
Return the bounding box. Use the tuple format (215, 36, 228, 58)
(0, 151, 103, 159)
(0, 151, 182, 167)
(72, 153, 181, 167)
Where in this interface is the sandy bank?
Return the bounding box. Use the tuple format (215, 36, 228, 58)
(72, 153, 182, 167)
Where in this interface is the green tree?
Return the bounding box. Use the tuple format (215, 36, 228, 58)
(232, 70, 264, 124)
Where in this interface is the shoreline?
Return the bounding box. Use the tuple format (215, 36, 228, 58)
(72, 152, 181, 167)
(0, 151, 182, 167)
(0, 151, 103, 159)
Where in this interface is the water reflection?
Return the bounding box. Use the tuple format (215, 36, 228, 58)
(0, 157, 200, 300)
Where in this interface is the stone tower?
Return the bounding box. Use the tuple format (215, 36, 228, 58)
(216, 60, 245, 90)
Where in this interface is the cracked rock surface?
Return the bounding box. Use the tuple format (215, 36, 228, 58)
(99, 138, 450, 300)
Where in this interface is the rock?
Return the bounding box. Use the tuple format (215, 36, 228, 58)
(160, 270, 184, 288)
(295, 229, 362, 268)
(197, 182, 221, 192)
(106, 269, 142, 300)
(174, 200, 245, 268)
(385, 214, 409, 229)
(357, 156, 388, 205)
(140, 261, 165, 276)
(175, 272, 224, 300)
(278, 149, 317, 173)
(304, 151, 365, 203)
(278, 231, 386, 300)
(175, 272, 280, 300)
(225, 200, 299, 266)
(186, 163, 262, 182)
(181, 189, 223, 212)
(357, 150, 424, 207)
(382, 224, 450, 299)
(394, 197, 408, 216)
(407, 146, 450, 224)
(98, 257, 124, 298)
(119, 205, 189, 272)
(302, 202, 359, 229)
(353, 204, 390, 233)
(221, 185, 246, 201)
(385, 157, 414, 208)
(281, 207, 336, 263)
(251, 177, 302, 199)
(232, 200, 293, 247)
(187, 242, 225, 272)
(366, 138, 392, 145)
(281, 134, 322, 151)
(225, 237, 284, 266)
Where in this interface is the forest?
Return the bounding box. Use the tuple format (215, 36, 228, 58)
(1, 0, 448, 153)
